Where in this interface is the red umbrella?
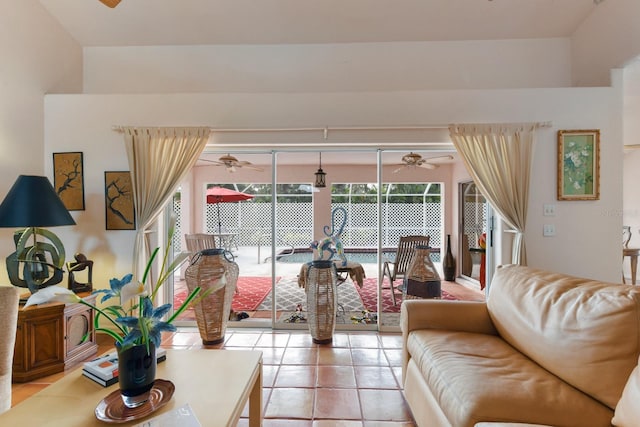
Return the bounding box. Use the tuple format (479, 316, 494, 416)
(206, 187, 254, 233)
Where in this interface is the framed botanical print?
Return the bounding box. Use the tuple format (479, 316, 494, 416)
(53, 152, 85, 210)
(104, 171, 136, 230)
(557, 129, 600, 201)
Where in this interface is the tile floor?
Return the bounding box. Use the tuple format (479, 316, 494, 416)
(12, 328, 417, 426)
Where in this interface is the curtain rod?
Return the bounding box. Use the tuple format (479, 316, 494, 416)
(112, 125, 452, 135)
(112, 122, 552, 134)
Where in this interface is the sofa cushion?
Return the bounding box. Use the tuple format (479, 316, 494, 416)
(407, 329, 613, 427)
(612, 358, 640, 427)
(487, 265, 640, 409)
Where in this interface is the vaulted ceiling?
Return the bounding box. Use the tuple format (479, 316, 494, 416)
(40, 0, 600, 47)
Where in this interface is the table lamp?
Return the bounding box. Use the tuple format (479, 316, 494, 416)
(0, 175, 76, 294)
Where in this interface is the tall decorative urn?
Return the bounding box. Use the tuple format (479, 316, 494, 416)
(185, 249, 239, 344)
(305, 260, 338, 344)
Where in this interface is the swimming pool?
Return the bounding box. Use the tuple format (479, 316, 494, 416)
(276, 248, 441, 264)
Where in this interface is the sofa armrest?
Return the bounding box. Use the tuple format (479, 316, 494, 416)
(401, 300, 498, 382)
(401, 299, 497, 336)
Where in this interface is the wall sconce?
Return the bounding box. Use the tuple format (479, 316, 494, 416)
(0, 175, 75, 294)
(314, 152, 327, 188)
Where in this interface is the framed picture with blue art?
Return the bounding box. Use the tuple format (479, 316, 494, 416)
(557, 129, 600, 201)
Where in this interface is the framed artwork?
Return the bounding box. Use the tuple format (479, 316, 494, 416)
(557, 129, 600, 201)
(104, 171, 136, 230)
(53, 152, 85, 210)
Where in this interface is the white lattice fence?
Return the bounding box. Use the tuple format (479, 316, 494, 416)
(173, 197, 182, 252)
(204, 202, 314, 247)
(463, 201, 487, 247)
(331, 202, 443, 250)
(180, 199, 443, 252)
(275, 202, 314, 247)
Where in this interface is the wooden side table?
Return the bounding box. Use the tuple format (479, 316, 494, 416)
(623, 247, 640, 285)
(12, 293, 97, 383)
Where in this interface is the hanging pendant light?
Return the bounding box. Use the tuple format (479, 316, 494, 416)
(314, 152, 327, 188)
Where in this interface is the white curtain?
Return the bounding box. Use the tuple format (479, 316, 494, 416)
(449, 123, 542, 265)
(122, 127, 210, 279)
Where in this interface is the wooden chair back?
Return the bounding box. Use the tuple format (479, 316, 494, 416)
(392, 235, 431, 279)
(185, 233, 217, 259)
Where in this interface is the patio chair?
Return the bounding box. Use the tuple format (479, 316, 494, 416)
(382, 235, 430, 306)
(185, 233, 217, 260)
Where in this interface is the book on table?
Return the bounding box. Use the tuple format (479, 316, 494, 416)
(82, 369, 119, 387)
(82, 347, 167, 386)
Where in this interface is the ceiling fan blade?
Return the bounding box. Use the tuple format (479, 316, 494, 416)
(199, 158, 226, 166)
(243, 165, 264, 172)
(424, 154, 455, 163)
(418, 162, 438, 170)
(392, 165, 406, 174)
(99, 0, 122, 8)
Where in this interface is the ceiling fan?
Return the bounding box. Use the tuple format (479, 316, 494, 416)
(392, 153, 454, 173)
(200, 154, 264, 173)
(99, 0, 121, 7)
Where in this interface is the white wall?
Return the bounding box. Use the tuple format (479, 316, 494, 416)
(40, 83, 623, 289)
(0, 0, 82, 284)
(572, 0, 640, 86)
(83, 39, 571, 93)
(0, 0, 82, 183)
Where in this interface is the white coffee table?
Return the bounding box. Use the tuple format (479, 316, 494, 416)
(0, 349, 263, 426)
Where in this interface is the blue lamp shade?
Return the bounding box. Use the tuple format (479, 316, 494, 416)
(0, 175, 76, 228)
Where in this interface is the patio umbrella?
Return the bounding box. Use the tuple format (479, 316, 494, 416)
(206, 186, 254, 233)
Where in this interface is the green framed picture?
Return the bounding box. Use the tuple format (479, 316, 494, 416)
(557, 129, 600, 201)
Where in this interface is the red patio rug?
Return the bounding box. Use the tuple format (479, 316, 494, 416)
(357, 278, 458, 313)
(174, 276, 275, 312)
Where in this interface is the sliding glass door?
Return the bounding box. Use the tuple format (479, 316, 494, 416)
(173, 148, 452, 331)
(459, 180, 487, 286)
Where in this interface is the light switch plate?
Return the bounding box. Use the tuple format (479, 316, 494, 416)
(543, 224, 556, 237)
(543, 204, 556, 216)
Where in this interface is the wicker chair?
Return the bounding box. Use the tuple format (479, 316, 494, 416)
(0, 286, 20, 414)
(381, 235, 430, 306)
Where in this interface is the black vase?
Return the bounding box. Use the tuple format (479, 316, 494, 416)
(443, 234, 456, 281)
(118, 342, 157, 408)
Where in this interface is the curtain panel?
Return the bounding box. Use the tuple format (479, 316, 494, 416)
(449, 123, 543, 266)
(121, 126, 210, 280)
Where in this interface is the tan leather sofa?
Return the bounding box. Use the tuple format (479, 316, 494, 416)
(400, 264, 640, 427)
